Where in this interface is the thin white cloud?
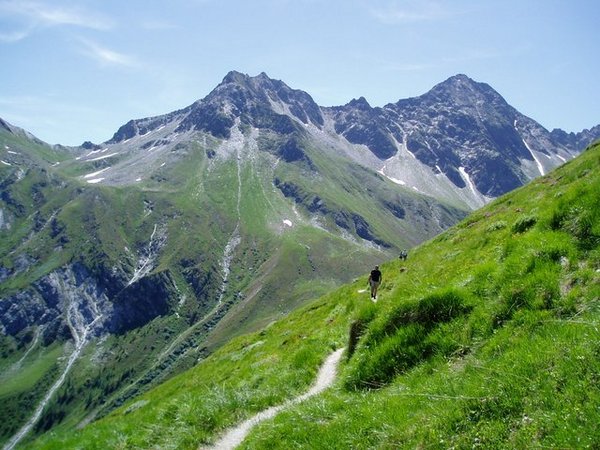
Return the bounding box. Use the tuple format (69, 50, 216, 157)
(78, 38, 139, 68)
(0, 0, 114, 41)
(369, 0, 454, 24)
(0, 26, 33, 42)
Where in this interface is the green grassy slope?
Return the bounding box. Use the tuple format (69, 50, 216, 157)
(25, 141, 600, 449)
(3, 121, 462, 444)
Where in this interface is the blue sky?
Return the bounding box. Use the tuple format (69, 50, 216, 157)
(1, 0, 598, 146)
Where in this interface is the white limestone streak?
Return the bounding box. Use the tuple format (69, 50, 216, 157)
(3, 276, 105, 450)
(127, 224, 167, 286)
(216, 123, 244, 306)
(3, 327, 42, 375)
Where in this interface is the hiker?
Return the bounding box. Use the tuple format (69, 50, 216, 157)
(368, 265, 382, 300)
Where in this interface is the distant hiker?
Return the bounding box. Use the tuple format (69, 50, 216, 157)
(399, 250, 408, 261)
(368, 265, 382, 300)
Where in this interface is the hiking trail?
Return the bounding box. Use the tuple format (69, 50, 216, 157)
(200, 348, 344, 450)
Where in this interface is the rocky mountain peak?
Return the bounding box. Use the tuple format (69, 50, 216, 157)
(346, 96, 372, 111)
(177, 71, 324, 138)
(419, 74, 507, 109)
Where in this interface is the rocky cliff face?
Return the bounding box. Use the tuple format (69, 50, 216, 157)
(550, 124, 600, 152)
(78, 71, 599, 209)
(324, 74, 587, 200)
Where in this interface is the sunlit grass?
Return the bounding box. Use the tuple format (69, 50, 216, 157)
(22, 144, 600, 449)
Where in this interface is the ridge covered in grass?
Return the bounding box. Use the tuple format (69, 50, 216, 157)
(26, 142, 600, 449)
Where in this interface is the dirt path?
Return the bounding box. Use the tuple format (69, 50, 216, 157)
(200, 348, 344, 450)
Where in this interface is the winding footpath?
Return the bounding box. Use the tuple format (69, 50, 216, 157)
(201, 348, 345, 450)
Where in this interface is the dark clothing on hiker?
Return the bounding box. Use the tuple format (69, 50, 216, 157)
(370, 269, 381, 282)
(368, 266, 382, 300)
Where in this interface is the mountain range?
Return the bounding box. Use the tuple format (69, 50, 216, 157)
(0, 71, 598, 447)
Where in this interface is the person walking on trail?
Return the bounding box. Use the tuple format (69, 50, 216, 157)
(368, 265, 382, 300)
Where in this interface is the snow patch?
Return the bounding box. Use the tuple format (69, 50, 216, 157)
(1, 160, 11, 166)
(8, 150, 18, 155)
(386, 176, 406, 186)
(87, 152, 118, 162)
(521, 139, 545, 175)
(135, 177, 142, 182)
(86, 178, 104, 184)
(458, 167, 478, 197)
(283, 219, 293, 227)
(379, 164, 406, 185)
(84, 167, 110, 179)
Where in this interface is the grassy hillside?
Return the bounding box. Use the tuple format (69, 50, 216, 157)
(2, 119, 470, 446)
(23, 141, 600, 449)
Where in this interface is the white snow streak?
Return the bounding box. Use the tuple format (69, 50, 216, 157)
(521, 139, 545, 175)
(87, 152, 119, 162)
(283, 219, 293, 227)
(84, 167, 110, 178)
(1, 160, 11, 166)
(458, 167, 479, 198)
(86, 178, 105, 184)
(378, 166, 406, 186)
(387, 176, 406, 185)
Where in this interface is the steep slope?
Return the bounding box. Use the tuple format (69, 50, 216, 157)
(23, 142, 600, 449)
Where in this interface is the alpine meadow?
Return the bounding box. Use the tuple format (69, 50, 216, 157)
(1, 71, 599, 449)
(15, 140, 600, 448)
